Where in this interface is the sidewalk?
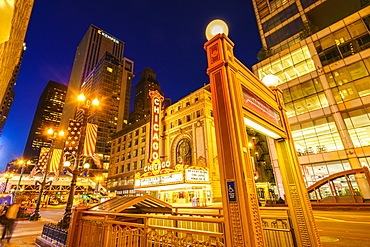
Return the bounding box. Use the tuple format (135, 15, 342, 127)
(0, 206, 64, 247)
(0, 234, 40, 247)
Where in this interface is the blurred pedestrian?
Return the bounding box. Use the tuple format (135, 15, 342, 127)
(1, 200, 21, 242)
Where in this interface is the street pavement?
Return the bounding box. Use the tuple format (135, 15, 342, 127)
(0, 206, 64, 247)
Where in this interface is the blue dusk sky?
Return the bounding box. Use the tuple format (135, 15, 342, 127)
(0, 0, 262, 171)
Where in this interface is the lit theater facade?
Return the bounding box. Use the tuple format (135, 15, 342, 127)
(108, 84, 222, 204)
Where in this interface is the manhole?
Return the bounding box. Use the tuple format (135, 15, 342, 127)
(320, 236, 339, 242)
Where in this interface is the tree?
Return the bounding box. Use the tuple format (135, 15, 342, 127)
(257, 46, 273, 61)
(299, 21, 318, 40)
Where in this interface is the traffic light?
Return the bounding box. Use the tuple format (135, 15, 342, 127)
(82, 194, 88, 199)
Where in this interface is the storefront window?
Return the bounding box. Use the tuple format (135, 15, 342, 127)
(301, 160, 351, 187)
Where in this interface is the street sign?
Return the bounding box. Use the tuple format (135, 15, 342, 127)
(227, 181, 237, 202)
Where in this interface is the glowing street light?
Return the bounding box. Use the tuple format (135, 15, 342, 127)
(205, 19, 229, 40)
(14, 159, 31, 200)
(262, 74, 279, 87)
(29, 128, 64, 221)
(59, 93, 99, 229)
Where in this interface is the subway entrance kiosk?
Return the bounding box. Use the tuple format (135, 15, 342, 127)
(204, 20, 321, 247)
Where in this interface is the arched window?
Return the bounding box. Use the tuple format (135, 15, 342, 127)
(176, 139, 192, 165)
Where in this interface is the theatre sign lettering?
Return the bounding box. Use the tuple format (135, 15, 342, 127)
(135, 164, 209, 188)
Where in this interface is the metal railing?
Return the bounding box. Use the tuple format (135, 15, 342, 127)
(76, 211, 225, 247)
(41, 223, 68, 246)
(260, 207, 296, 247)
(40, 206, 296, 247)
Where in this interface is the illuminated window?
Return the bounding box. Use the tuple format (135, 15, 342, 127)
(107, 67, 113, 73)
(140, 159, 144, 168)
(292, 117, 343, 155)
(343, 107, 370, 148)
(258, 46, 315, 84)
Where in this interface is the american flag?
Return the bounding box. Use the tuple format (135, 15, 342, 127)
(83, 123, 101, 168)
(82, 123, 97, 156)
(64, 120, 82, 155)
(50, 148, 62, 180)
(91, 153, 102, 168)
(29, 147, 50, 178)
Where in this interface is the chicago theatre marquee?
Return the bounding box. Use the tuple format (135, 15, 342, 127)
(107, 85, 222, 205)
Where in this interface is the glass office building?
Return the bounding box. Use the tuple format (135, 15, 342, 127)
(251, 0, 370, 200)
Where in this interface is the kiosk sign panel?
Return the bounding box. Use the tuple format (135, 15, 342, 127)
(242, 87, 281, 126)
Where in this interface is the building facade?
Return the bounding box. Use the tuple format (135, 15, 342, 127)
(80, 53, 134, 169)
(23, 80, 67, 164)
(0, 44, 26, 136)
(251, 0, 370, 200)
(108, 71, 222, 204)
(0, 0, 34, 135)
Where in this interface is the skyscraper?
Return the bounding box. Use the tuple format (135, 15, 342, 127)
(129, 68, 161, 123)
(251, 0, 370, 200)
(0, 43, 26, 136)
(23, 80, 67, 164)
(80, 53, 133, 168)
(58, 25, 125, 140)
(0, 0, 34, 135)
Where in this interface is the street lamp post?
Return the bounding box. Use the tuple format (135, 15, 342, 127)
(14, 159, 31, 201)
(29, 128, 64, 221)
(2, 172, 13, 193)
(58, 94, 99, 229)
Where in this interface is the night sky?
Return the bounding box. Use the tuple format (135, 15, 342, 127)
(0, 0, 262, 171)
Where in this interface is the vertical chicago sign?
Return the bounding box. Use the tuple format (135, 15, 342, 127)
(149, 90, 164, 170)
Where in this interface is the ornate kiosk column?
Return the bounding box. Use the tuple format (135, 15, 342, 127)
(204, 20, 321, 247)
